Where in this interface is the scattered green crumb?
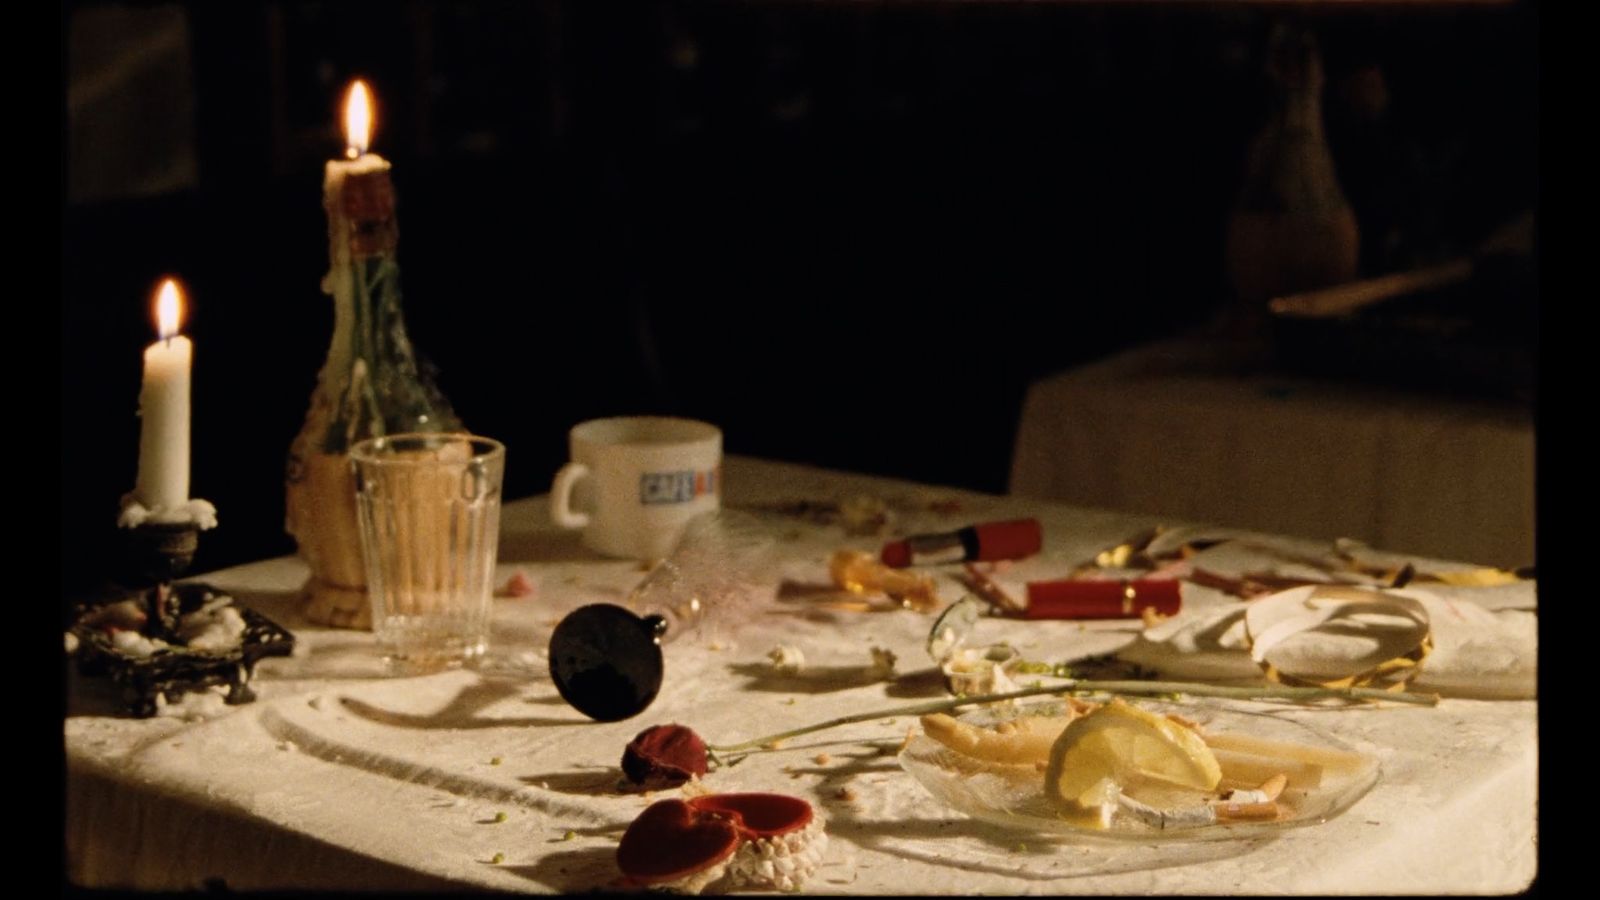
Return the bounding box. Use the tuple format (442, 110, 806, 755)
(1163, 692, 1184, 701)
(1052, 663, 1074, 678)
(491, 853, 505, 865)
(1015, 843, 1028, 853)
(489, 757, 502, 766)
(493, 811, 508, 823)
(781, 697, 796, 705)
(562, 830, 577, 842)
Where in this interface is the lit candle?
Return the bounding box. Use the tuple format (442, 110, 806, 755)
(134, 278, 193, 512)
(322, 79, 396, 268)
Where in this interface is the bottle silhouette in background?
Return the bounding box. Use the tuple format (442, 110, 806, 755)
(1224, 22, 1360, 334)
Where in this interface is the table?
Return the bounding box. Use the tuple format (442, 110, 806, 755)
(1010, 337, 1536, 568)
(65, 456, 1537, 893)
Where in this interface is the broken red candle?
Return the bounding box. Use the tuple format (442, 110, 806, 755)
(880, 518, 1043, 568)
(1023, 578, 1182, 620)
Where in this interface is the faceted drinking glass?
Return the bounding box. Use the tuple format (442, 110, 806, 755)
(350, 433, 505, 672)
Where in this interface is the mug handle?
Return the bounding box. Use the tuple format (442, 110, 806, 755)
(551, 462, 591, 529)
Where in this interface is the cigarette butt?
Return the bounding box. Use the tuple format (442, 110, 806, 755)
(1213, 800, 1280, 821)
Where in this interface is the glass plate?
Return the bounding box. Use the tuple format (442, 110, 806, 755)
(899, 699, 1380, 841)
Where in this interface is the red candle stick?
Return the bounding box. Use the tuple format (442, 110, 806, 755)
(881, 518, 1043, 568)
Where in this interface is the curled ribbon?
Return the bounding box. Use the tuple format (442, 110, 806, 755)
(1246, 585, 1433, 691)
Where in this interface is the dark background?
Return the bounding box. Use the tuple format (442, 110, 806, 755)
(61, 0, 1538, 597)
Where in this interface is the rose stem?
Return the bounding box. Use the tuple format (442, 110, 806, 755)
(705, 679, 1437, 754)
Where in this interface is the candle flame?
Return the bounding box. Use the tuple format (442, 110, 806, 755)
(155, 279, 183, 340)
(344, 79, 373, 158)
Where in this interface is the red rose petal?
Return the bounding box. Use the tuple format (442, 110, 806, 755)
(622, 724, 708, 789)
(616, 799, 742, 885)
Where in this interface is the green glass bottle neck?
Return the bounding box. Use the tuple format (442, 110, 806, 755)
(315, 252, 460, 450)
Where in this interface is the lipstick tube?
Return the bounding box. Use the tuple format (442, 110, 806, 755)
(881, 518, 1043, 568)
(1023, 578, 1182, 620)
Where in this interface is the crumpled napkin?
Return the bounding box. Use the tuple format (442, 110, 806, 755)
(1116, 581, 1536, 700)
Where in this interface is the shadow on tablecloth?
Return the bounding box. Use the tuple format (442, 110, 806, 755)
(506, 845, 621, 892)
(498, 526, 604, 565)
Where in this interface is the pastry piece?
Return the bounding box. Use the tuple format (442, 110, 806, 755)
(1203, 731, 1368, 791)
(691, 794, 828, 892)
(616, 793, 826, 894)
(920, 712, 1076, 767)
(616, 799, 742, 894)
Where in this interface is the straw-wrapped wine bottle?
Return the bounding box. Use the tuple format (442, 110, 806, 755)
(285, 126, 461, 629)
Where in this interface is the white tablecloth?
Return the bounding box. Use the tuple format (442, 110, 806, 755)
(65, 456, 1537, 893)
(1010, 338, 1535, 568)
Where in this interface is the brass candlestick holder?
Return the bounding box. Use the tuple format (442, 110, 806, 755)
(68, 511, 295, 718)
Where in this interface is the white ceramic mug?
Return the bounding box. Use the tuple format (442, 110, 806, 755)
(551, 417, 723, 560)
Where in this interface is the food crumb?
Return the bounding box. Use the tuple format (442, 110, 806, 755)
(562, 830, 577, 841)
(868, 646, 897, 679)
(768, 645, 806, 674)
(492, 811, 508, 823)
(497, 569, 537, 599)
(489, 756, 503, 766)
(813, 753, 831, 765)
(491, 852, 505, 865)
(835, 787, 857, 802)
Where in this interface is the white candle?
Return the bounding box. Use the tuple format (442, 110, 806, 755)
(322, 80, 392, 268)
(134, 279, 192, 512)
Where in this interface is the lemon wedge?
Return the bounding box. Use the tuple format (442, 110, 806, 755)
(1044, 698, 1222, 822)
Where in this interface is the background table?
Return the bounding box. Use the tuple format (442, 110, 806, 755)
(65, 456, 1536, 893)
(1010, 337, 1535, 568)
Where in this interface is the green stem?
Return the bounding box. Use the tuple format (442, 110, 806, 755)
(705, 679, 1437, 754)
